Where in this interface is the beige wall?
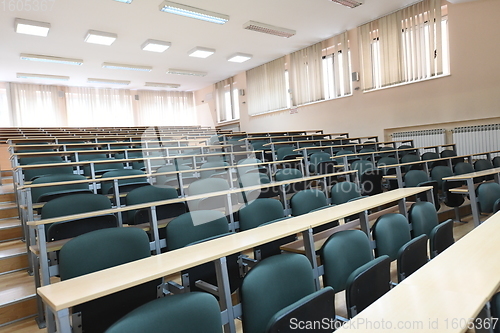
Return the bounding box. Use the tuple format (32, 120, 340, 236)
(194, 0, 500, 140)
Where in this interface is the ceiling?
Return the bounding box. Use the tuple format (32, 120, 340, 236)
(0, 0, 418, 92)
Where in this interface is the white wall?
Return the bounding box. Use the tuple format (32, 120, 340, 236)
(194, 0, 500, 139)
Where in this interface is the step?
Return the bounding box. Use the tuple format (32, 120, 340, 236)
(0, 270, 37, 327)
(0, 219, 22, 242)
(0, 240, 28, 274)
(0, 203, 18, 220)
(0, 193, 15, 203)
(0, 178, 13, 185)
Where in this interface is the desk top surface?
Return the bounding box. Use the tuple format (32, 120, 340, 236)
(444, 167, 500, 181)
(335, 211, 500, 333)
(37, 187, 430, 311)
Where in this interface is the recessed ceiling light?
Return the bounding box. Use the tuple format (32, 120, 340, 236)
(141, 39, 171, 53)
(114, 0, 133, 3)
(227, 53, 252, 63)
(17, 73, 69, 81)
(145, 82, 180, 88)
(330, 0, 363, 8)
(88, 78, 130, 85)
(20, 53, 83, 65)
(167, 69, 207, 76)
(102, 62, 152, 72)
(188, 46, 215, 58)
(159, 1, 229, 24)
(84, 30, 117, 45)
(15, 18, 50, 37)
(243, 21, 296, 38)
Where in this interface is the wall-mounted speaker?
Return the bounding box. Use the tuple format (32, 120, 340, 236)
(352, 72, 360, 82)
(239, 89, 245, 96)
(134, 95, 140, 101)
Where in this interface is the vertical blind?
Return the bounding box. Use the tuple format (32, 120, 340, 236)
(359, 0, 445, 91)
(323, 31, 352, 98)
(246, 57, 287, 115)
(289, 42, 324, 106)
(215, 77, 234, 122)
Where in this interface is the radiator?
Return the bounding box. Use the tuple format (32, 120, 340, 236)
(392, 129, 446, 150)
(452, 124, 500, 156)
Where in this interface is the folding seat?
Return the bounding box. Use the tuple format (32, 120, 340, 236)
(31, 174, 91, 203)
(99, 169, 149, 197)
(476, 182, 500, 214)
(240, 253, 335, 333)
(59, 228, 161, 333)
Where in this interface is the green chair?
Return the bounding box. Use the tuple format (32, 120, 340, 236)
(330, 181, 361, 205)
(429, 219, 454, 258)
(430, 165, 454, 189)
(309, 152, 331, 173)
(421, 151, 439, 161)
(276, 146, 299, 161)
(490, 293, 500, 333)
(440, 149, 457, 158)
(474, 159, 494, 171)
(165, 210, 241, 293)
(396, 234, 428, 282)
(59, 228, 160, 333)
(274, 168, 304, 194)
(187, 178, 230, 211)
(345, 255, 391, 318)
(408, 201, 439, 238)
(237, 158, 267, 175)
(454, 162, 474, 175)
(240, 253, 335, 333)
(200, 161, 229, 179)
(238, 173, 276, 202)
(290, 189, 328, 216)
(495, 198, 500, 213)
(238, 198, 294, 260)
(19, 155, 62, 165)
(404, 170, 440, 210)
(351, 160, 374, 176)
(334, 149, 355, 164)
(320, 230, 373, 293)
(493, 156, 500, 168)
(125, 185, 185, 225)
(23, 161, 74, 181)
(476, 182, 500, 214)
(31, 174, 91, 203)
(155, 164, 197, 187)
(104, 292, 223, 333)
(400, 154, 420, 171)
(372, 213, 411, 261)
(100, 169, 149, 196)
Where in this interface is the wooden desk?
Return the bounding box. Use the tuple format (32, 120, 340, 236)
(36, 187, 432, 333)
(335, 210, 500, 333)
(443, 167, 500, 227)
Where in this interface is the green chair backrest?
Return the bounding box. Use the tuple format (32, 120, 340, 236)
(404, 170, 429, 187)
(330, 181, 361, 205)
(440, 149, 457, 158)
(290, 189, 327, 216)
(200, 161, 229, 179)
(274, 168, 302, 182)
(474, 159, 494, 171)
(430, 165, 454, 189)
(373, 213, 411, 261)
(100, 169, 148, 194)
(421, 152, 439, 161)
(125, 185, 180, 224)
(454, 162, 474, 175)
(401, 153, 420, 164)
(408, 201, 438, 238)
(239, 198, 284, 231)
(493, 156, 500, 168)
(41, 193, 112, 219)
(155, 164, 195, 185)
(23, 161, 74, 181)
(20, 155, 62, 165)
(237, 158, 263, 175)
(240, 253, 316, 333)
(187, 178, 230, 210)
(334, 149, 355, 163)
(165, 210, 229, 251)
(309, 152, 331, 171)
(351, 160, 374, 176)
(105, 292, 223, 333)
(477, 182, 500, 213)
(31, 174, 89, 203)
(320, 230, 373, 292)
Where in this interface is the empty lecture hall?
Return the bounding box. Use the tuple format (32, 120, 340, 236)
(1, 0, 500, 332)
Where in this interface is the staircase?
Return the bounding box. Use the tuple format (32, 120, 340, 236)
(0, 170, 39, 330)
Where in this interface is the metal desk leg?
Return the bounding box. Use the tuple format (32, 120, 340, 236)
(302, 228, 321, 291)
(398, 197, 408, 218)
(214, 257, 236, 333)
(359, 210, 370, 239)
(149, 206, 161, 254)
(467, 178, 481, 227)
(54, 307, 71, 333)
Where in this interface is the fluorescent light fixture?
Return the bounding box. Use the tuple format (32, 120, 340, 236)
(15, 18, 50, 37)
(167, 68, 207, 77)
(330, 0, 363, 8)
(141, 39, 171, 52)
(84, 30, 117, 45)
(243, 21, 295, 38)
(20, 53, 83, 65)
(88, 78, 130, 85)
(227, 53, 252, 63)
(17, 73, 69, 81)
(114, 0, 133, 3)
(188, 46, 215, 58)
(102, 62, 152, 72)
(145, 82, 180, 88)
(159, 1, 229, 24)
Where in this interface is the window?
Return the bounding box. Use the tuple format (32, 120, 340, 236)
(215, 77, 239, 123)
(0, 88, 11, 126)
(322, 49, 352, 99)
(359, 0, 449, 91)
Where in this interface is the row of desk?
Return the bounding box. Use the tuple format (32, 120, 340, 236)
(37, 186, 433, 333)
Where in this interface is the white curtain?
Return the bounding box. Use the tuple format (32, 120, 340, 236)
(358, 0, 445, 91)
(65, 87, 134, 127)
(0, 88, 11, 126)
(215, 77, 235, 122)
(289, 42, 324, 106)
(323, 31, 352, 98)
(134, 90, 196, 126)
(8, 83, 67, 126)
(246, 57, 287, 115)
